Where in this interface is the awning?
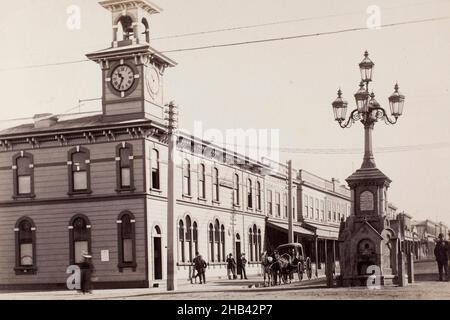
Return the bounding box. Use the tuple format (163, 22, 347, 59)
(302, 222, 340, 240)
(266, 220, 315, 237)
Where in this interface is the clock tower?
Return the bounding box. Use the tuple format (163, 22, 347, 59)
(86, 0, 177, 122)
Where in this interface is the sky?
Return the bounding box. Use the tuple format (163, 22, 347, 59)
(0, 0, 449, 225)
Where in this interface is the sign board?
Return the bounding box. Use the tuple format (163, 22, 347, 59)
(101, 250, 110, 262)
(360, 191, 374, 211)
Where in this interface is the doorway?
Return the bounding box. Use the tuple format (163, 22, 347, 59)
(235, 233, 241, 276)
(153, 226, 162, 280)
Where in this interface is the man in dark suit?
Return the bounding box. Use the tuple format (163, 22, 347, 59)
(434, 233, 449, 281)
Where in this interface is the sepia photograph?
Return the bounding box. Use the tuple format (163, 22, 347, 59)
(0, 0, 449, 307)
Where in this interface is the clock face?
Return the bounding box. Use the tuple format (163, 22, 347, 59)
(111, 65, 135, 92)
(146, 66, 160, 96)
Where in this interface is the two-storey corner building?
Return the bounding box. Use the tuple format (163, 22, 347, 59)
(296, 171, 351, 277)
(0, 0, 290, 290)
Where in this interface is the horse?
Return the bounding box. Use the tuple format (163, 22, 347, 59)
(270, 251, 291, 285)
(261, 252, 273, 287)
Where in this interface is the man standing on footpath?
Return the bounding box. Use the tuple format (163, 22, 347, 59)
(434, 233, 449, 281)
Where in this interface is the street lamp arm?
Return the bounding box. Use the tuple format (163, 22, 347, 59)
(338, 109, 360, 129)
(371, 106, 399, 125)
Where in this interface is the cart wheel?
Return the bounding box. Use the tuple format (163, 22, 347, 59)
(306, 257, 313, 280)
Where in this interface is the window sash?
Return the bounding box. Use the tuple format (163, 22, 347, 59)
(123, 239, 133, 263)
(121, 168, 131, 187)
(73, 171, 88, 191)
(18, 176, 31, 195)
(20, 243, 33, 266)
(74, 241, 88, 264)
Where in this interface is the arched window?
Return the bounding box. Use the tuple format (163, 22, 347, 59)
(68, 147, 91, 194)
(208, 223, 214, 262)
(213, 168, 219, 202)
(248, 224, 261, 262)
(178, 220, 185, 263)
(69, 215, 91, 265)
(14, 217, 37, 274)
(247, 179, 253, 209)
(233, 174, 240, 205)
(13, 152, 35, 198)
(183, 159, 191, 196)
(248, 228, 254, 262)
(257, 229, 262, 261)
(185, 216, 192, 262)
(221, 224, 225, 262)
(214, 219, 220, 262)
(199, 164, 206, 199)
(193, 222, 198, 255)
(118, 15, 135, 41)
(116, 143, 134, 191)
(117, 211, 137, 271)
(141, 18, 150, 43)
(283, 194, 288, 218)
(151, 149, 160, 190)
(256, 181, 261, 211)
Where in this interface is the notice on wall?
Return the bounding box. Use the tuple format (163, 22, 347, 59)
(360, 191, 374, 211)
(101, 250, 110, 262)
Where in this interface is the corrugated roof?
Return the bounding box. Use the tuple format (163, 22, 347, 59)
(0, 114, 152, 137)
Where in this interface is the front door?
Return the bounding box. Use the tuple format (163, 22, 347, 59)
(235, 234, 242, 275)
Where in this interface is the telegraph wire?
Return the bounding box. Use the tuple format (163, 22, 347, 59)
(151, 0, 450, 41)
(161, 16, 450, 53)
(0, 15, 449, 72)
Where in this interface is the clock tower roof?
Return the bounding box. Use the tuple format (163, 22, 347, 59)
(99, 0, 162, 15)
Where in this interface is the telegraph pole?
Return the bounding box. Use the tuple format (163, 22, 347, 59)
(165, 101, 178, 291)
(287, 160, 294, 243)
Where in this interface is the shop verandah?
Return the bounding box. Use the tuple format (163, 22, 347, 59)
(265, 220, 340, 278)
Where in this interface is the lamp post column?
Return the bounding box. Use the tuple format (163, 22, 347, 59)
(362, 123, 376, 169)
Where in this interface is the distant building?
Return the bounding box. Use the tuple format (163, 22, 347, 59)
(413, 220, 449, 259)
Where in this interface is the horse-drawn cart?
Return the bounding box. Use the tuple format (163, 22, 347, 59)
(275, 243, 313, 282)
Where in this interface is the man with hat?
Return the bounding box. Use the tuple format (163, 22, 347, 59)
(434, 233, 449, 281)
(79, 252, 95, 294)
(238, 253, 248, 280)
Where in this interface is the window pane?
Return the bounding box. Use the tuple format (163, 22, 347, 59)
(17, 157, 32, 175)
(123, 239, 133, 263)
(72, 152, 87, 171)
(151, 150, 159, 170)
(121, 168, 131, 187)
(75, 241, 88, 264)
(20, 243, 33, 266)
(152, 171, 160, 189)
(120, 148, 131, 167)
(18, 176, 31, 194)
(73, 171, 87, 190)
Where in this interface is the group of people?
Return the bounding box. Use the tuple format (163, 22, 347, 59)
(226, 253, 248, 280)
(190, 252, 249, 284)
(434, 232, 450, 281)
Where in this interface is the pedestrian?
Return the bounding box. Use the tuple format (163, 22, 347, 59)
(191, 252, 200, 284)
(239, 253, 248, 280)
(226, 253, 237, 280)
(434, 233, 449, 281)
(79, 252, 95, 294)
(194, 252, 207, 284)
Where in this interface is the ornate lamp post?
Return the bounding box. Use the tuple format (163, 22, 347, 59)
(333, 51, 407, 287)
(332, 51, 405, 168)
